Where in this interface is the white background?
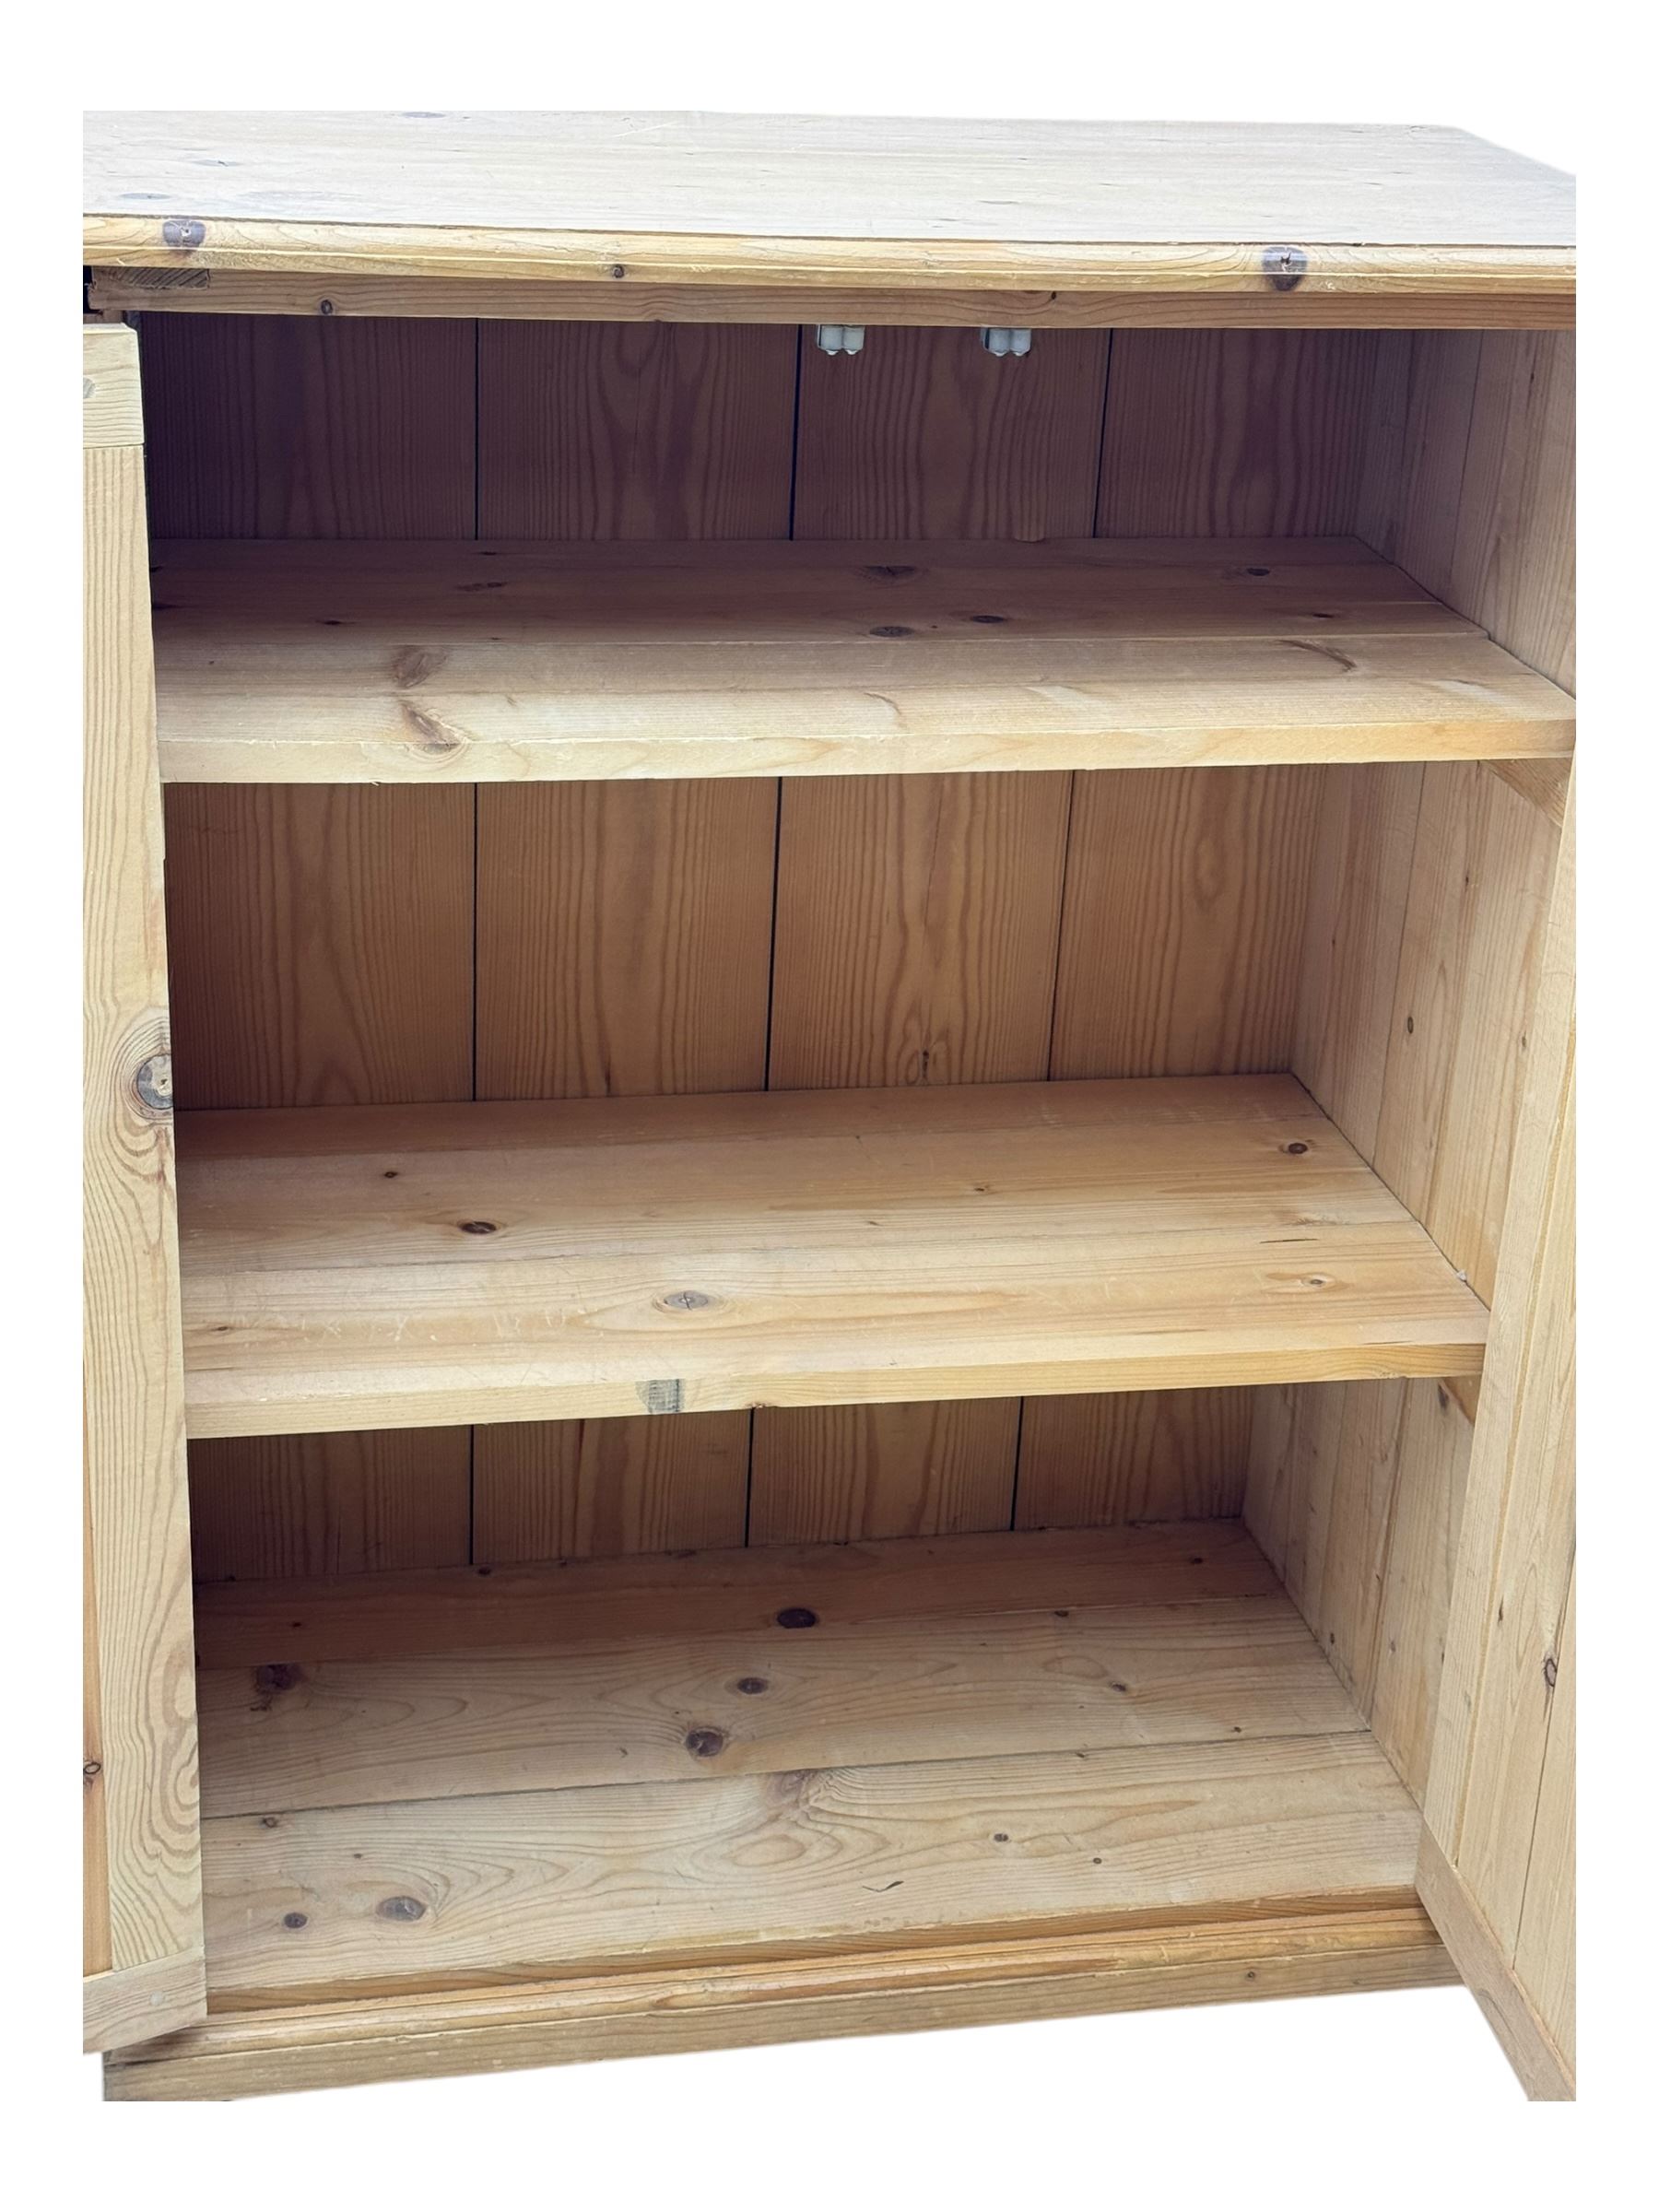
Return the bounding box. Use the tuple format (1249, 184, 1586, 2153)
(10, 7, 1639, 2199)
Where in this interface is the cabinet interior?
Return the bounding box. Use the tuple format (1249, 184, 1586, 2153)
(109, 313, 1571, 2092)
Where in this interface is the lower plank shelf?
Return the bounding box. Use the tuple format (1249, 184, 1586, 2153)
(108, 1521, 1449, 2099)
(176, 1074, 1487, 1438)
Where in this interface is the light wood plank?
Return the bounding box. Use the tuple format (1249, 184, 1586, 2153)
(1051, 765, 1321, 1078)
(1292, 764, 1425, 1158)
(188, 1430, 472, 1583)
(795, 326, 1108, 540)
(140, 314, 476, 539)
(147, 539, 1575, 785)
(172, 1076, 1489, 1439)
(164, 785, 476, 1110)
(1372, 764, 1560, 1303)
(769, 772, 1070, 1089)
(1512, 1560, 1574, 2070)
(1097, 332, 1375, 535)
(83, 322, 144, 445)
(472, 1413, 751, 1564)
(202, 1731, 1421, 2002)
(478, 321, 795, 537)
(88, 265, 1579, 330)
(84, 113, 1574, 298)
(476, 781, 777, 1100)
(193, 1521, 1277, 1666)
(1416, 1833, 1571, 2100)
(198, 1597, 1364, 1817)
(1422, 780, 1573, 2065)
(1016, 1389, 1251, 1529)
(748, 1401, 1020, 1545)
(105, 1907, 1455, 2101)
(83, 331, 205, 2049)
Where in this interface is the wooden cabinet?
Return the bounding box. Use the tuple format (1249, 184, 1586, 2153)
(82, 112, 1575, 2100)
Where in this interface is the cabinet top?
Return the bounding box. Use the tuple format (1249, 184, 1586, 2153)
(83, 111, 1574, 300)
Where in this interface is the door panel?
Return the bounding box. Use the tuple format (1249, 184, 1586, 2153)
(1417, 773, 1574, 2099)
(83, 323, 206, 2051)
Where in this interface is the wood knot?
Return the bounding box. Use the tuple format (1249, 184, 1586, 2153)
(861, 564, 918, 581)
(281, 1912, 308, 1931)
(775, 1606, 818, 1630)
(1281, 1140, 1310, 1155)
(400, 702, 466, 758)
(253, 1662, 301, 1698)
(83, 1759, 101, 1783)
(684, 1726, 727, 1759)
(1543, 1653, 1559, 1691)
(458, 1220, 498, 1236)
(734, 1677, 770, 1696)
(869, 624, 915, 639)
(658, 1288, 717, 1312)
(377, 1895, 427, 1923)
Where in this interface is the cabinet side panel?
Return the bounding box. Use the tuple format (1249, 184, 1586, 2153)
(144, 316, 477, 1576)
(1267, 341, 1573, 1912)
(1419, 782, 1573, 2094)
(85, 328, 205, 2047)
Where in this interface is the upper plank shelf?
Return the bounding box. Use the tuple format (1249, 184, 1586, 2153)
(149, 538, 1574, 784)
(176, 1074, 1487, 1440)
(85, 112, 1572, 322)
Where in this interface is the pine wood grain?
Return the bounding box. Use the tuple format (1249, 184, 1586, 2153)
(1422, 780, 1573, 2083)
(196, 1594, 1363, 1817)
(164, 785, 475, 1111)
(1372, 764, 1560, 1304)
(475, 781, 776, 1100)
(1292, 764, 1425, 1159)
(142, 314, 480, 1577)
(1050, 764, 1322, 1079)
(188, 1431, 472, 1583)
(193, 1521, 1277, 1666)
(173, 1076, 1488, 1439)
(772, 325, 1110, 1541)
(83, 327, 205, 2048)
(478, 321, 796, 537)
(795, 327, 1108, 541)
(90, 265, 1579, 330)
(105, 1906, 1455, 2100)
(1015, 1389, 1251, 1529)
(1371, 332, 1575, 689)
(85, 112, 1575, 299)
(140, 315, 475, 539)
(148, 538, 1571, 784)
(748, 1401, 1021, 1546)
(471, 1414, 751, 1564)
(200, 1729, 1421, 2005)
(1096, 332, 1375, 535)
(768, 772, 1071, 1089)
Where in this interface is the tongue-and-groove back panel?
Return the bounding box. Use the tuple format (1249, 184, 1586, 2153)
(146, 318, 1398, 1578)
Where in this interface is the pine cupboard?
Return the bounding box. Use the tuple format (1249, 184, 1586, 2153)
(81, 112, 1576, 2100)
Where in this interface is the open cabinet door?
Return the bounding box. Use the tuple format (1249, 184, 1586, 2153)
(83, 323, 206, 2053)
(1417, 772, 1575, 2100)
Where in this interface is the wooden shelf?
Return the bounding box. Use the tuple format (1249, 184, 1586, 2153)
(149, 537, 1574, 785)
(182, 1521, 1430, 2021)
(176, 1074, 1487, 1440)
